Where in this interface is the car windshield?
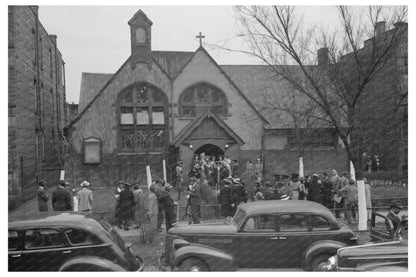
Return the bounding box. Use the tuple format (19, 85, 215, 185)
(232, 208, 246, 227)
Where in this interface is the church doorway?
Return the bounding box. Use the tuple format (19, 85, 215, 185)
(194, 143, 224, 159)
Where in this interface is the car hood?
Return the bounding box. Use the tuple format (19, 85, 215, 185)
(168, 222, 237, 236)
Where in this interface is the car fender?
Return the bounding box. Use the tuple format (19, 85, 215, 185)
(59, 256, 126, 271)
(302, 240, 347, 270)
(355, 261, 408, 272)
(173, 243, 237, 271)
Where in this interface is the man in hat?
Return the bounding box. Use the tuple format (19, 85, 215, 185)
(37, 181, 49, 212)
(339, 179, 358, 223)
(176, 161, 184, 194)
(188, 173, 201, 224)
(118, 183, 134, 230)
(254, 158, 263, 181)
(231, 178, 248, 207)
(77, 180, 93, 213)
(114, 181, 124, 228)
(217, 178, 235, 219)
(52, 180, 73, 211)
(162, 183, 177, 231)
(387, 204, 403, 234)
(155, 179, 165, 232)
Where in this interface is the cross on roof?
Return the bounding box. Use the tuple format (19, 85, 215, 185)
(196, 32, 205, 47)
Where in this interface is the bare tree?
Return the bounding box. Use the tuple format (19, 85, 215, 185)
(230, 5, 407, 179)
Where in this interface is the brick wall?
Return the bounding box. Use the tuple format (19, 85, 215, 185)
(8, 6, 67, 210)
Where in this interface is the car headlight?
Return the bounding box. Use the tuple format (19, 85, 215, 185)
(326, 255, 338, 270)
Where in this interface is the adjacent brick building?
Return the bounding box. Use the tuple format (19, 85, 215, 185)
(66, 10, 349, 188)
(8, 6, 67, 209)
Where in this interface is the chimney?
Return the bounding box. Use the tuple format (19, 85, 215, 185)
(317, 47, 329, 66)
(375, 21, 386, 36)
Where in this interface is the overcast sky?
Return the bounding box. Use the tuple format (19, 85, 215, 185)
(38, 6, 340, 103)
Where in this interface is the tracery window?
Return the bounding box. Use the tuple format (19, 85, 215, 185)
(179, 83, 228, 117)
(119, 83, 167, 152)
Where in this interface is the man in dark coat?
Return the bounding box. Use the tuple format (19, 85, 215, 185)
(321, 173, 334, 208)
(37, 181, 49, 212)
(118, 183, 135, 230)
(52, 180, 73, 211)
(217, 179, 235, 218)
(307, 174, 323, 204)
(188, 173, 201, 224)
(162, 183, 177, 231)
(231, 178, 248, 206)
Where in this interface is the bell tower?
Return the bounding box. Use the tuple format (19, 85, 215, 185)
(128, 10, 152, 68)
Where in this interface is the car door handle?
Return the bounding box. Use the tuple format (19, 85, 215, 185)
(270, 237, 278, 240)
(279, 237, 287, 240)
(62, 250, 72, 254)
(11, 254, 21, 258)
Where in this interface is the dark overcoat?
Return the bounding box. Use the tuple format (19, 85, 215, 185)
(52, 187, 72, 211)
(118, 190, 134, 220)
(37, 188, 49, 212)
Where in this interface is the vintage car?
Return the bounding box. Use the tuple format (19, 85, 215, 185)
(325, 211, 408, 271)
(161, 200, 358, 271)
(8, 212, 144, 271)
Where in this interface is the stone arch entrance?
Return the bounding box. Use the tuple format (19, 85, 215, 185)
(194, 143, 224, 159)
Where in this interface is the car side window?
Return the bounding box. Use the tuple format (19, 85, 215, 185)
(9, 230, 21, 251)
(279, 214, 308, 232)
(64, 229, 96, 246)
(243, 215, 275, 232)
(310, 215, 331, 231)
(372, 214, 392, 234)
(24, 229, 64, 249)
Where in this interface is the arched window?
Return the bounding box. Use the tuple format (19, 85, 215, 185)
(179, 83, 228, 117)
(119, 83, 168, 152)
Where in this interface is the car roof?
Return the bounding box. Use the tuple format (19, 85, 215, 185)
(240, 200, 335, 218)
(8, 212, 105, 231)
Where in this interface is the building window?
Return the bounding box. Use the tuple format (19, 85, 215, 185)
(31, 29, 36, 66)
(49, 48, 53, 78)
(119, 83, 168, 152)
(39, 37, 43, 71)
(179, 82, 228, 117)
(288, 128, 337, 149)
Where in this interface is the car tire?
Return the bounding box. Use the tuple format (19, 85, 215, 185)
(177, 258, 209, 272)
(310, 253, 332, 271)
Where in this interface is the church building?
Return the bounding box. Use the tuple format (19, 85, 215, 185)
(67, 10, 348, 187)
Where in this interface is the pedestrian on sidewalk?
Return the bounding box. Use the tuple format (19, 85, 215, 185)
(133, 184, 145, 229)
(37, 181, 49, 212)
(52, 180, 73, 211)
(118, 183, 135, 230)
(114, 181, 124, 228)
(77, 180, 93, 213)
(339, 179, 358, 223)
(142, 184, 159, 244)
(188, 173, 201, 224)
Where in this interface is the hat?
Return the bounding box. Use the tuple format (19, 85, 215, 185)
(59, 180, 66, 187)
(390, 204, 403, 210)
(223, 179, 233, 185)
(80, 180, 90, 187)
(280, 194, 290, 200)
(312, 174, 320, 178)
(233, 178, 241, 184)
(124, 183, 131, 187)
(165, 183, 173, 189)
(349, 179, 355, 185)
(177, 161, 183, 165)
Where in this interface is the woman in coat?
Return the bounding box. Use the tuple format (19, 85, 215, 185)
(118, 183, 135, 230)
(133, 184, 145, 229)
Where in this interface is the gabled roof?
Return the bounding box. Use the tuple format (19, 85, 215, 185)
(196, 47, 269, 124)
(128, 9, 153, 26)
(221, 65, 335, 129)
(171, 109, 245, 147)
(152, 51, 195, 80)
(78, 72, 113, 111)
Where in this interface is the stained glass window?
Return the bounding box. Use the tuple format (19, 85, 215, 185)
(119, 83, 167, 152)
(180, 83, 228, 117)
